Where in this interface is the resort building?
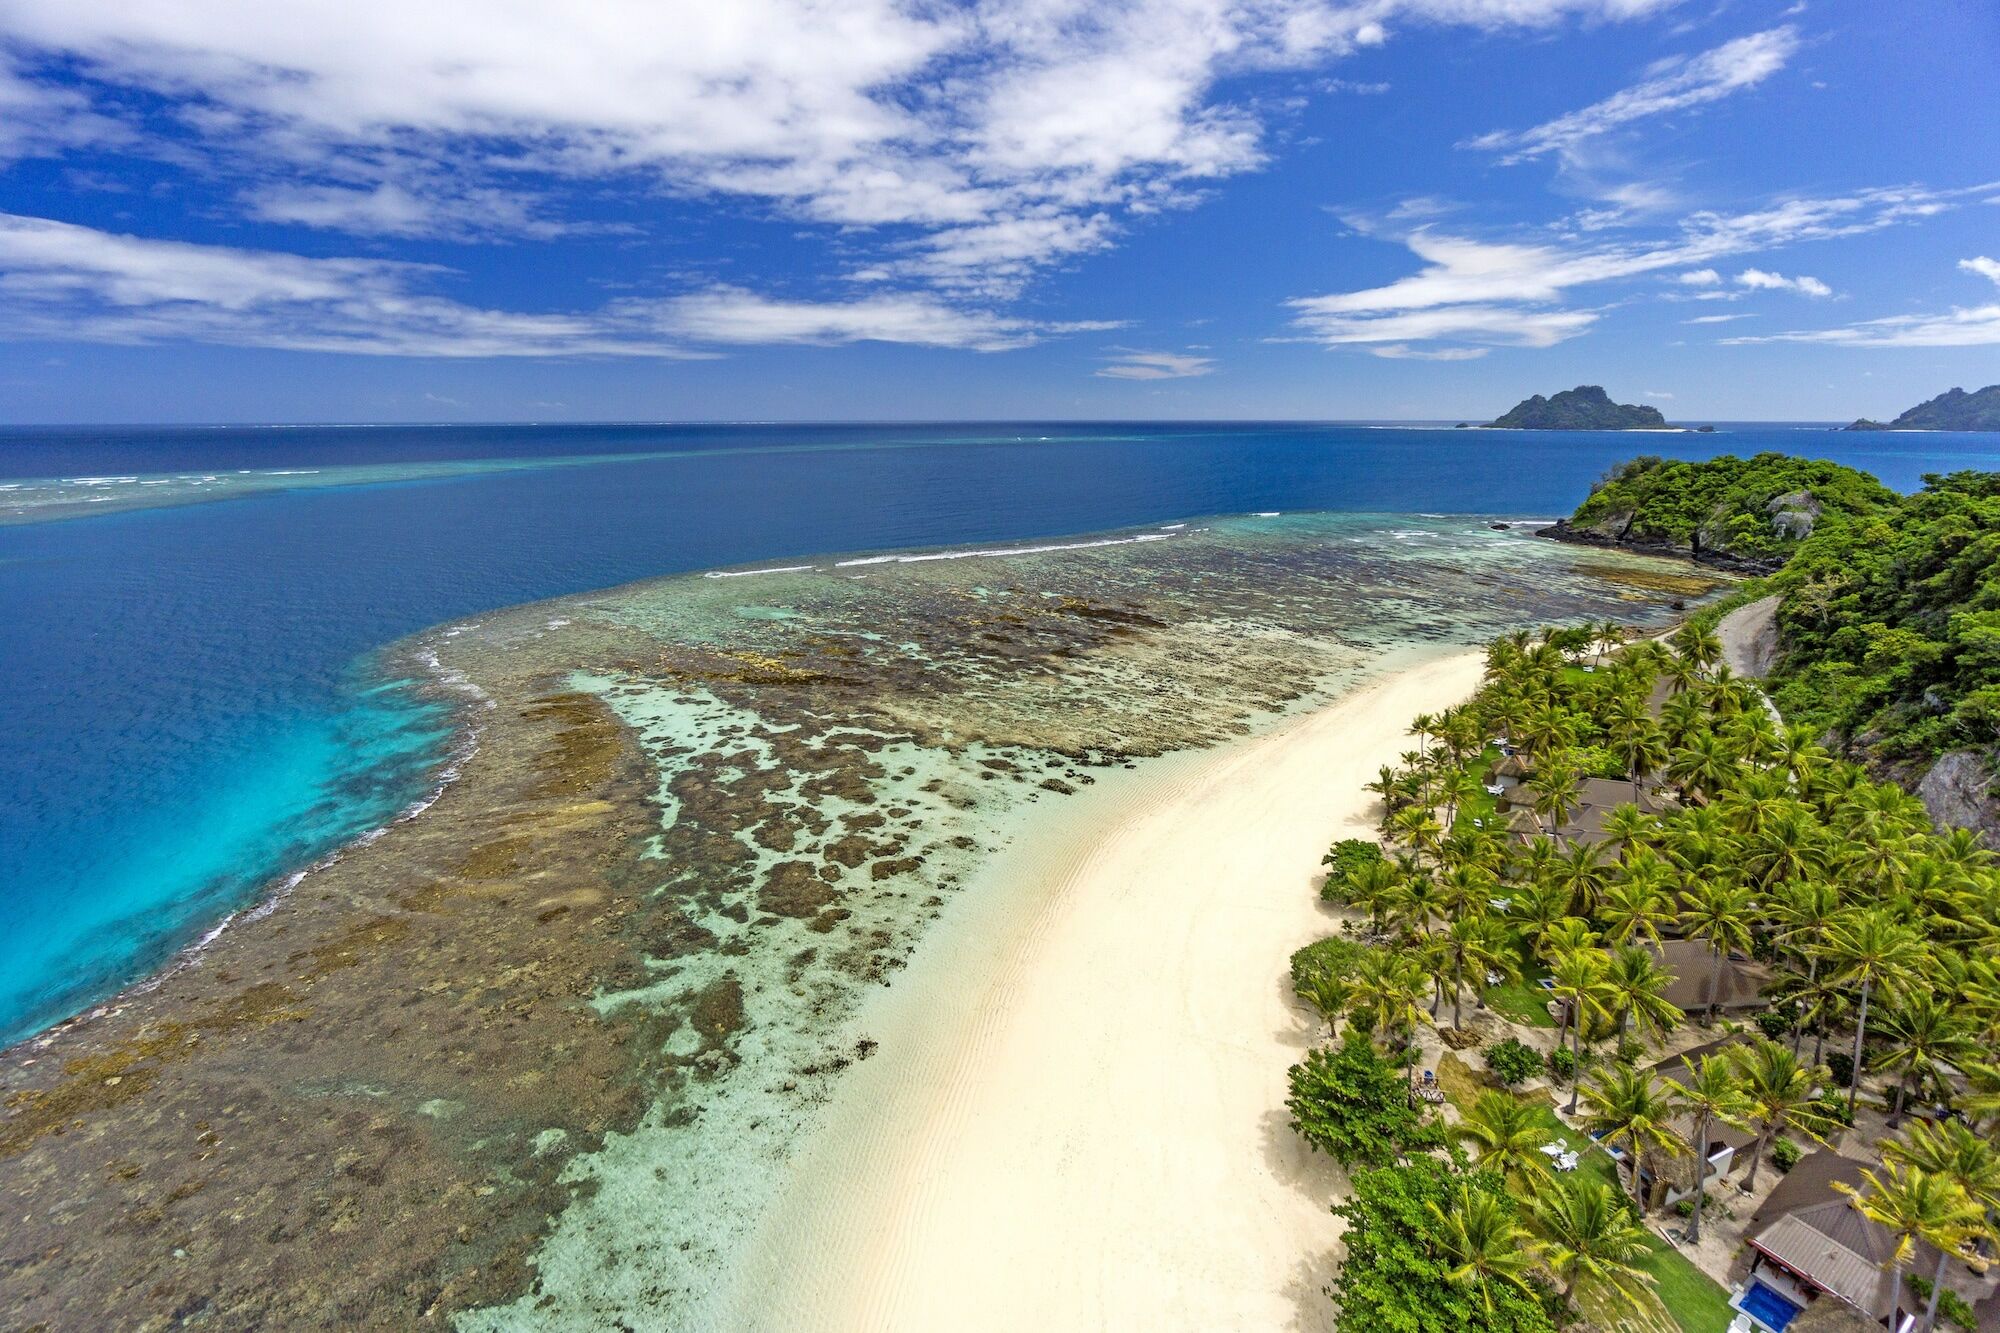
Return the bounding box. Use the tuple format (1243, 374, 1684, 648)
(1647, 939, 1774, 1018)
(1637, 1037, 1755, 1209)
(1729, 1151, 1925, 1333)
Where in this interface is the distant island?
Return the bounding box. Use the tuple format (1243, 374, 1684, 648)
(1483, 385, 1672, 430)
(1847, 383, 2000, 431)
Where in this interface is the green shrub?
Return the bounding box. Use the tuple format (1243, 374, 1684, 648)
(1290, 936, 1365, 994)
(1754, 1008, 1792, 1040)
(1909, 1275, 1978, 1332)
(1812, 1089, 1855, 1128)
(1485, 1038, 1543, 1086)
(1320, 838, 1386, 904)
(1771, 1138, 1802, 1173)
(1289, 1029, 1443, 1168)
(1545, 1047, 1578, 1082)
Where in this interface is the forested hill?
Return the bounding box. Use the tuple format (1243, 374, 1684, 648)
(1536, 452, 1895, 572)
(1484, 385, 1669, 430)
(1847, 384, 2000, 432)
(1546, 454, 2000, 840)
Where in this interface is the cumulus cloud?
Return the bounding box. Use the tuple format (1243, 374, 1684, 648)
(1735, 268, 1832, 296)
(1094, 349, 1216, 379)
(1960, 256, 2000, 286)
(0, 212, 1090, 356)
(1468, 27, 1798, 163)
(1288, 183, 1974, 355)
(0, 0, 1690, 298)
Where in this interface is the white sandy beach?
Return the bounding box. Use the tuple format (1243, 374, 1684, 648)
(725, 649, 1488, 1332)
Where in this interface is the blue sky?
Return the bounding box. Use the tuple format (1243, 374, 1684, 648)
(0, 0, 1993, 423)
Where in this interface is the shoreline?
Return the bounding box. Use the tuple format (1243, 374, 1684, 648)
(725, 648, 1488, 1331)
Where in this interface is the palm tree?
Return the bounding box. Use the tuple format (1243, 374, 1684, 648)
(1742, 807, 1829, 889)
(1549, 947, 1610, 1114)
(1603, 945, 1682, 1049)
(1671, 622, 1723, 673)
(1819, 907, 1929, 1115)
(1552, 840, 1608, 917)
(1600, 803, 1659, 864)
(1351, 949, 1432, 1090)
(1873, 990, 1975, 1124)
(1882, 1120, 2000, 1223)
(1678, 878, 1757, 1019)
(1527, 760, 1584, 842)
(1598, 868, 1674, 949)
(1510, 880, 1571, 959)
(1296, 969, 1351, 1040)
(1731, 1038, 1838, 1192)
(1457, 1090, 1555, 1191)
(1529, 1175, 1658, 1313)
(1836, 1163, 1992, 1333)
(1579, 1063, 1687, 1215)
(1427, 1185, 1541, 1315)
(1668, 730, 1736, 804)
(1436, 767, 1480, 830)
(1612, 718, 1669, 807)
(1662, 1054, 1749, 1243)
(1388, 804, 1444, 862)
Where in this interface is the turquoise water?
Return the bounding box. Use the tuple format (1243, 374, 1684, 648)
(2, 421, 1995, 1045)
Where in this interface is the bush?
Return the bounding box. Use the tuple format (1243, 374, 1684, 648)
(1827, 1052, 1855, 1088)
(1320, 839, 1385, 903)
(1771, 1138, 1802, 1173)
(1289, 1029, 1444, 1168)
(1485, 1038, 1543, 1086)
(1754, 1008, 1792, 1041)
(1813, 1088, 1855, 1128)
(1546, 1047, 1578, 1082)
(1909, 1276, 1978, 1332)
(1291, 936, 1365, 994)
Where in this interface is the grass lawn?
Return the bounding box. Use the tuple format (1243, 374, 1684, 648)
(1482, 948, 1557, 1029)
(1633, 1238, 1736, 1333)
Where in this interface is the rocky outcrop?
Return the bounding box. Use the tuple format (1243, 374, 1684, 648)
(1486, 385, 1670, 430)
(1847, 384, 2000, 432)
(1914, 750, 2000, 846)
(1765, 490, 1822, 541)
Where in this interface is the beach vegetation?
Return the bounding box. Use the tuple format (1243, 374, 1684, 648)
(1287, 1028, 1443, 1168)
(1483, 1037, 1543, 1086)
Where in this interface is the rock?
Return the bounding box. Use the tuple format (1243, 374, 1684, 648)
(1765, 489, 1822, 541)
(1488, 522, 1510, 530)
(1915, 750, 2000, 846)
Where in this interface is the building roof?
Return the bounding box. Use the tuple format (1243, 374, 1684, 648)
(1647, 1037, 1757, 1164)
(1788, 1300, 1881, 1333)
(1648, 939, 1773, 1013)
(1494, 753, 1533, 780)
(1748, 1151, 1933, 1325)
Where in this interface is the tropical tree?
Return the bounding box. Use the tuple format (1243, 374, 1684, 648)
(1578, 1063, 1687, 1215)
(1873, 990, 1976, 1124)
(1611, 718, 1669, 807)
(1602, 945, 1682, 1048)
(1527, 761, 1583, 842)
(1598, 868, 1674, 949)
(1438, 767, 1481, 830)
(1819, 908, 1929, 1115)
(1668, 730, 1736, 805)
(1731, 1038, 1838, 1192)
(1548, 947, 1611, 1114)
(1429, 1185, 1543, 1316)
(1443, 915, 1519, 1029)
(1882, 1120, 2000, 1222)
(1678, 878, 1758, 1018)
(1456, 1090, 1555, 1192)
(1528, 1175, 1657, 1314)
(1836, 1163, 1991, 1333)
(1661, 1053, 1749, 1243)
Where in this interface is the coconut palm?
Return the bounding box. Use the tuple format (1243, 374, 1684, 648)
(1350, 949, 1432, 1087)
(1529, 1175, 1658, 1313)
(1819, 907, 1929, 1115)
(1527, 760, 1584, 843)
(1427, 1185, 1542, 1314)
(1731, 1038, 1838, 1192)
(1836, 1162, 1992, 1333)
(1600, 803, 1659, 864)
(1662, 1053, 1750, 1243)
(1442, 914, 1518, 1029)
(1551, 840, 1609, 917)
(1579, 1063, 1687, 1215)
(1297, 969, 1352, 1040)
(1549, 947, 1611, 1114)
(1882, 1120, 2000, 1221)
(1668, 730, 1736, 805)
(1510, 880, 1572, 959)
(1678, 878, 1757, 1019)
(1436, 766, 1481, 830)
(1457, 1090, 1555, 1190)
(1742, 807, 1829, 888)
(1872, 990, 1976, 1124)
(1602, 945, 1682, 1049)
(1598, 867, 1675, 949)
(1612, 718, 1669, 807)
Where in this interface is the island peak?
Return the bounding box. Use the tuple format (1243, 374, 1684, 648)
(1484, 385, 1670, 430)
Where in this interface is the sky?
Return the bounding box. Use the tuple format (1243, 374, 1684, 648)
(0, 0, 1994, 424)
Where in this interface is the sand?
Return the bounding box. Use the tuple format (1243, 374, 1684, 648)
(724, 648, 1488, 1332)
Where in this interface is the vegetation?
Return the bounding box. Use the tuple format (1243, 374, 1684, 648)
(1485, 385, 1669, 431)
(1849, 384, 2000, 432)
(1287, 1028, 1442, 1167)
(1557, 452, 1894, 565)
(1484, 1037, 1544, 1086)
(1286, 599, 2000, 1333)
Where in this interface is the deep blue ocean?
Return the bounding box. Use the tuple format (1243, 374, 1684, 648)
(4, 421, 1997, 1045)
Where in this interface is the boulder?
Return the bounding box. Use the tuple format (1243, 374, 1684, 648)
(1915, 749, 2000, 846)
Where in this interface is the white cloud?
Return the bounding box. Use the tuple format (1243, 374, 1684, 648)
(1468, 26, 1797, 163)
(1287, 183, 1972, 354)
(1677, 268, 1722, 285)
(1094, 348, 1217, 379)
(1682, 312, 1752, 324)
(1643, 389, 1672, 398)
(0, 0, 1690, 296)
(1960, 256, 2000, 286)
(1723, 259, 2000, 348)
(1735, 268, 1832, 296)
(0, 212, 1088, 356)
